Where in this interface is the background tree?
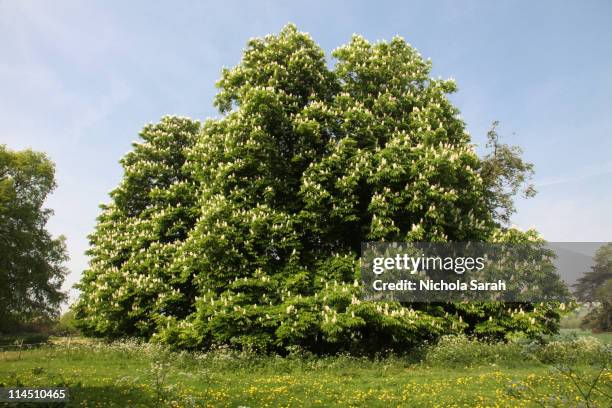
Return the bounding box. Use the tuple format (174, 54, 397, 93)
(0, 145, 67, 332)
(579, 280, 612, 331)
(574, 243, 612, 331)
(574, 243, 612, 302)
(76, 25, 564, 352)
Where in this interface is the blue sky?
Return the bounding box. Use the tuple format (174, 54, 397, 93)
(2, 0, 611, 303)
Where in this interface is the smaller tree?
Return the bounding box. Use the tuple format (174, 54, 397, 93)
(575, 243, 612, 331)
(480, 121, 536, 225)
(0, 145, 68, 332)
(574, 243, 612, 302)
(580, 280, 612, 331)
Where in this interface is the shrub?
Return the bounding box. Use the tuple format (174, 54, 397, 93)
(525, 336, 611, 366)
(423, 335, 526, 368)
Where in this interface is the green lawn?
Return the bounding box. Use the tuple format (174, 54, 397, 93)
(1, 338, 610, 407)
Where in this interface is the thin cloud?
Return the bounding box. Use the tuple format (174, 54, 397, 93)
(535, 165, 612, 188)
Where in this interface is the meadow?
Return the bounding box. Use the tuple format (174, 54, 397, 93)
(1, 331, 610, 407)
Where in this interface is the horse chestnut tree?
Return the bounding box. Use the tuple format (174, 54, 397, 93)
(75, 25, 563, 353)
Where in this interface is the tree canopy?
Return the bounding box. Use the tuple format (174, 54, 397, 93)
(0, 144, 67, 332)
(574, 243, 612, 302)
(75, 25, 563, 353)
(575, 243, 612, 331)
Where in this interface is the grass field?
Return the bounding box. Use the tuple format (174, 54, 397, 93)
(560, 328, 612, 344)
(1, 334, 610, 407)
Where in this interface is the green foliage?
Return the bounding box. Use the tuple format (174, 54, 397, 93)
(528, 335, 611, 366)
(75, 25, 565, 353)
(423, 334, 525, 368)
(424, 333, 610, 369)
(480, 121, 535, 225)
(574, 243, 612, 331)
(574, 243, 612, 301)
(560, 305, 590, 329)
(0, 145, 67, 332)
(581, 279, 612, 332)
(54, 309, 80, 335)
(74, 116, 201, 338)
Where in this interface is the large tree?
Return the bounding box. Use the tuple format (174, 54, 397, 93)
(0, 145, 67, 332)
(76, 25, 563, 352)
